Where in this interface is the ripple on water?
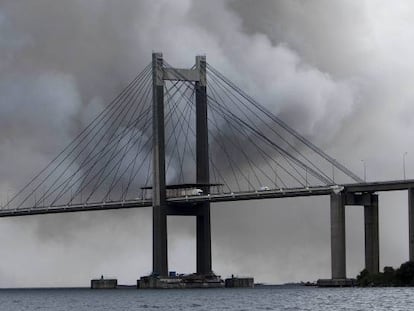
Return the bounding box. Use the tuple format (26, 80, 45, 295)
(0, 287, 414, 310)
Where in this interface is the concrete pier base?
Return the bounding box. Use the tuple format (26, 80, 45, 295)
(225, 277, 254, 288)
(138, 274, 224, 289)
(91, 278, 117, 289)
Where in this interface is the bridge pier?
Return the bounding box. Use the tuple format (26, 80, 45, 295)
(364, 194, 379, 274)
(322, 192, 380, 286)
(197, 203, 212, 274)
(329, 192, 380, 281)
(409, 188, 414, 261)
(153, 206, 168, 276)
(330, 192, 346, 279)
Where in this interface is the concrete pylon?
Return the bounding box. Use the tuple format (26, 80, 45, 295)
(330, 192, 346, 279)
(151, 53, 213, 277)
(364, 194, 379, 274)
(195, 55, 212, 275)
(152, 52, 168, 277)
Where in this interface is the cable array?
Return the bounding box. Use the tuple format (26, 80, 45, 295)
(161, 62, 361, 192)
(205, 63, 362, 191)
(4, 58, 361, 210)
(5, 64, 154, 209)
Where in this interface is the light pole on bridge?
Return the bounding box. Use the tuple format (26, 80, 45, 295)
(275, 166, 278, 189)
(361, 160, 366, 182)
(403, 152, 408, 180)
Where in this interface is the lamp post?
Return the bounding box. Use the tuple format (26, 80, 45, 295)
(403, 152, 408, 180)
(305, 167, 308, 188)
(275, 166, 278, 189)
(361, 160, 366, 182)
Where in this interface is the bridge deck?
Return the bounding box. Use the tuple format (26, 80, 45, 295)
(1, 180, 414, 218)
(343, 179, 414, 193)
(0, 186, 335, 217)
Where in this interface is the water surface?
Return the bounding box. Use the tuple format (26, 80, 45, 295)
(0, 286, 413, 310)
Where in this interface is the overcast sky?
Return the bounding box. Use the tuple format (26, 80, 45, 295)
(1, 0, 414, 287)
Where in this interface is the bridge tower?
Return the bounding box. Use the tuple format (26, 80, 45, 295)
(151, 53, 212, 277)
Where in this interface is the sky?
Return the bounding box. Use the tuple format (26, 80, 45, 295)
(1, 0, 414, 286)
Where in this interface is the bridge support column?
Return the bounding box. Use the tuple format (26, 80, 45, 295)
(330, 192, 346, 279)
(153, 206, 168, 277)
(195, 55, 212, 275)
(197, 203, 212, 274)
(409, 188, 414, 262)
(364, 194, 379, 274)
(152, 52, 168, 277)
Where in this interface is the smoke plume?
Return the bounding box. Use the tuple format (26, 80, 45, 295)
(0, 0, 414, 286)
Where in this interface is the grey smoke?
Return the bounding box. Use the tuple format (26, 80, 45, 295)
(0, 0, 413, 286)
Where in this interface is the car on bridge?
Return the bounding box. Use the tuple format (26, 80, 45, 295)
(330, 185, 344, 194)
(180, 188, 203, 196)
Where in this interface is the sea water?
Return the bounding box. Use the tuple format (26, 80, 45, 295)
(0, 286, 413, 310)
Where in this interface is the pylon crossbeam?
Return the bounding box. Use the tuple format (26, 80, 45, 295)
(163, 68, 200, 82)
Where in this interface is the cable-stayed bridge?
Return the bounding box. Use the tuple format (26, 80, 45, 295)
(2, 53, 414, 285)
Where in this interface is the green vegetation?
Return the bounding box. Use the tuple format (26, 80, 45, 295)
(357, 261, 414, 286)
